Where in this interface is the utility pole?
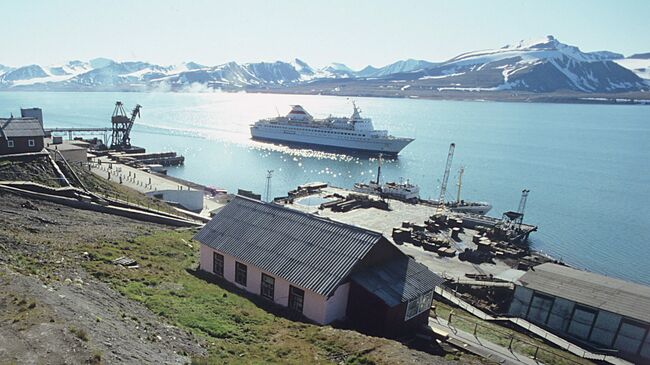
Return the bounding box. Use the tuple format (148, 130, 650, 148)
(265, 170, 274, 202)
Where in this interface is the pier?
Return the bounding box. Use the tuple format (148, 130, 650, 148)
(277, 183, 549, 279)
(45, 127, 112, 145)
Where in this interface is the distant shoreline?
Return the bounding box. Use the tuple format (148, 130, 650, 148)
(3, 87, 650, 106)
(247, 87, 650, 106)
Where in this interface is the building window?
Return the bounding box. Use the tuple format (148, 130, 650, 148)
(526, 293, 554, 325)
(212, 252, 224, 277)
(261, 273, 275, 300)
(405, 290, 434, 321)
(288, 285, 304, 313)
(235, 261, 247, 286)
(567, 305, 597, 340)
(613, 320, 647, 355)
(28, 139, 35, 147)
(7, 139, 14, 148)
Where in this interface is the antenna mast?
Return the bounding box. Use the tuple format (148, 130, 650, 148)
(376, 153, 382, 185)
(265, 170, 274, 202)
(436, 143, 455, 214)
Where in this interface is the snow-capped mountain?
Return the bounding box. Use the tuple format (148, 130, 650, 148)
(629, 53, 650, 59)
(359, 59, 438, 78)
(1, 65, 49, 83)
(318, 63, 356, 78)
(586, 51, 624, 61)
(155, 61, 305, 89)
(392, 36, 647, 92)
(0, 36, 647, 94)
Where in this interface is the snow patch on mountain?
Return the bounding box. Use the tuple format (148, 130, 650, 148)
(615, 58, 650, 80)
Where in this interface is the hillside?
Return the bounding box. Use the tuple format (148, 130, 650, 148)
(0, 158, 483, 364)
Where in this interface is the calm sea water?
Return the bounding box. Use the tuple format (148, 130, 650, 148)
(1, 92, 648, 285)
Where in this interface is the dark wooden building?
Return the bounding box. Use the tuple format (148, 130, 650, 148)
(348, 257, 438, 336)
(0, 118, 45, 155)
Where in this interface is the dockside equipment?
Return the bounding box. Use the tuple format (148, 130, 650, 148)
(436, 143, 455, 215)
(110, 101, 141, 150)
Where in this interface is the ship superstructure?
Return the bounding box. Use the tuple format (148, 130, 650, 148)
(250, 103, 413, 155)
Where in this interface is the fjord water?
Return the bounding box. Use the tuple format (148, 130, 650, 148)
(1, 92, 648, 285)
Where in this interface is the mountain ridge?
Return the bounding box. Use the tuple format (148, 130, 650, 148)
(1, 36, 648, 94)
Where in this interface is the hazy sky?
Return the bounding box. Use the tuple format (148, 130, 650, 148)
(3, 0, 649, 69)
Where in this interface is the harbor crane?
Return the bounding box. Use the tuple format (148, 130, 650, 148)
(518, 189, 530, 217)
(496, 189, 532, 242)
(436, 143, 455, 214)
(110, 101, 142, 150)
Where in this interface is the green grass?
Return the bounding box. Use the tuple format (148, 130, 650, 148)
(434, 302, 594, 365)
(79, 229, 383, 364)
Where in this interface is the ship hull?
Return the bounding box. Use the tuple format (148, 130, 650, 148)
(449, 205, 492, 215)
(251, 126, 413, 155)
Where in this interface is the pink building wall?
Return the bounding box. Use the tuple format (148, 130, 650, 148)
(199, 244, 349, 325)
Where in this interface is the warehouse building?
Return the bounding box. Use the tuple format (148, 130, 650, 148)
(509, 263, 650, 363)
(0, 117, 45, 155)
(195, 196, 443, 336)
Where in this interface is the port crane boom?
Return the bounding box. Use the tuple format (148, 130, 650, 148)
(436, 143, 455, 214)
(518, 189, 530, 216)
(110, 101, 142, 150)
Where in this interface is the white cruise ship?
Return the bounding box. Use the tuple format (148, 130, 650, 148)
(250, 103, 413, 155)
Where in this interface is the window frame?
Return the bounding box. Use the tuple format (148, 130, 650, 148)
(28, 139, 35, 147)
(405, 290, 433, 321)
(288, 285, 304, 313)
(566, 304, 598, 340)
(212, 252, 224, 277)
(235, 261, 247, 286)
(260, 273, 275, 301)
(7, 139, 14, 148)
(526, 292, 556, 325)
(613, 318, 648, 355)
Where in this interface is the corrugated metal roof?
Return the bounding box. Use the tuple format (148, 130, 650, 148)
(0, 118, 45, 138)
(194, 196, 384, 296)
(518, 263, 650, 324)
(351, 257, 444, 307)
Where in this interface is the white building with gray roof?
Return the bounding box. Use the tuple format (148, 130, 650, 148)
(195, 196, 443, 336)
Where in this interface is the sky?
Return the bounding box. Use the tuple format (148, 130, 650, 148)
(2, 0, 649, 70)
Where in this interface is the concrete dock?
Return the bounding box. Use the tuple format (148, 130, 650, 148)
(282, 186, 517, 279)
(89, 156, 226, 218)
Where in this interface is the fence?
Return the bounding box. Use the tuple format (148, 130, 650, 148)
(435, 287, 631, 365)
(445, 311, 589, 365)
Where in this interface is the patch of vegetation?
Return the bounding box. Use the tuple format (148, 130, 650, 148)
(69, 326, 89, 342)
(79, 230, 392, 364)
(434, 302, 594, 365)
(346, 355, 376, 365)
(90, 350, 102, 364)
